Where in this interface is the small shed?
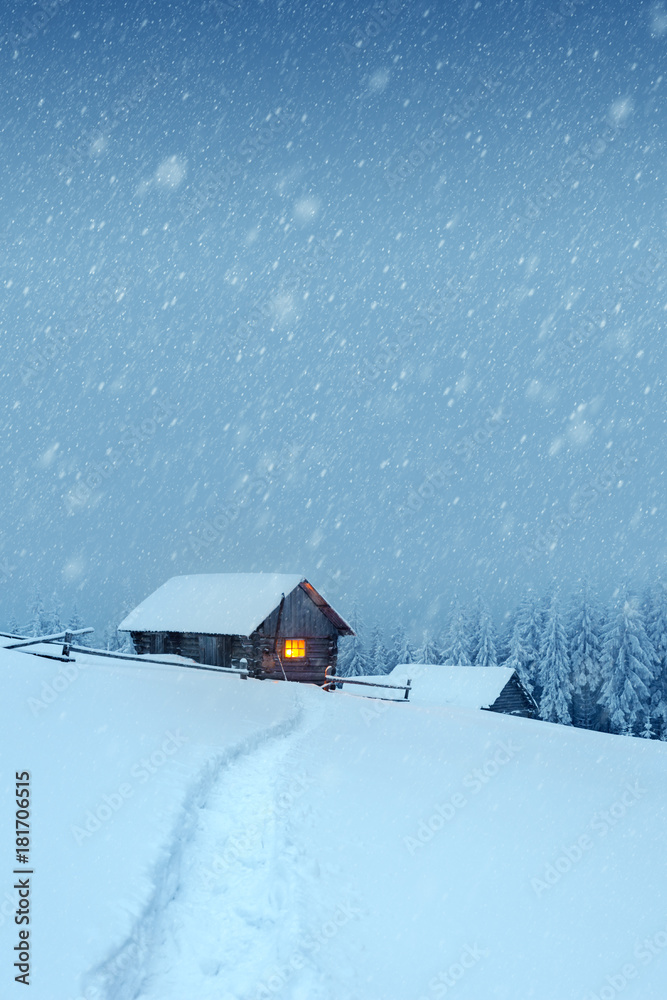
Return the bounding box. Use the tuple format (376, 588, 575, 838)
(118, 573, 354, 684)
(355, 664, 537, 717)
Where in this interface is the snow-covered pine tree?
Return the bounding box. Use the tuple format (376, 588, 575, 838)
(506, 592, 542, 694)
(598, 596, 657, 735)
(338, 633, 369, 677)
(646, 582, 667, 734)
(473, 598, 498, 666)
(641, 584, 654, 619)
(468, 591, 483, 664)
(420, 630, 440, 665)
(67, 604, 91, 647)
(401, 633, 419, 665)
(496, 608, 516, 664)
(640, 711, 655, 740)
(387, 622, 418, 667)
(25, 591, 50, 636)
(45, 601, 64, 635)
(368, 623, 389, 675)
(103, 622, 128, 651)
(337, 602, 369, 677)
(538, 588, 554, 634)
(538, 595, 573, 725)
(568, 582, 603, 730)
(6, 613, 21, 637)
(441, 600, 472, 665)
(502, 619, 532, 693)
(386, 623, 405, 672)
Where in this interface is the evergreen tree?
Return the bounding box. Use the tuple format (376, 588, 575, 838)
(568, 583, 603, 729)
(400, 633, 419, 665)
(386, 623, 404, 672)
(537, 587, 554, 634)
(640, 711, 654, 740)
(25, 591, 50, 637)
(337, 633, 369, 677)
(502, 619, 531, 692)
(67, 604, 91, 647)
(441, 600, 472, 665)
(646, 582, 667, 731)
(7, 613, 21, 637)
(473, 599, 498, 666)
(420, 630, 440, 665)
(496, 609, 516, 664)
(388, 622, 417, 668)
(337, 603, 369, 677)
(45, 601, 64, 635)
(103, 622, 128, 652)
(368, 623, 389, 675)
(503, 592, 541, 693)
(538, 595, 573, 725)
(468, 591, 483, 664)
(598, 597, 657, 735)
(641, 584, 654, 620)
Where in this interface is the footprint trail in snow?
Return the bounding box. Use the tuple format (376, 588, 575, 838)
(85, 697, 337, 1000)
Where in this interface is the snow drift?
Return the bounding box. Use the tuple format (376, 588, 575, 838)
(1, 645, 666, 1000)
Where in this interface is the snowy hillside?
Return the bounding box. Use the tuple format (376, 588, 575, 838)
(2, 647, 667, 1000)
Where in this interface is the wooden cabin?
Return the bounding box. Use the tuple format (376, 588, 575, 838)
(118, 573, 354, 684)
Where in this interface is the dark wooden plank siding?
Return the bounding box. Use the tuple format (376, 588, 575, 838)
(217, 634, 232, 667)
(161, 632, 200, 661)
(131, 630, 220, 664)
(199, 635, 217, 664)
(130, 631, 153, 655)
(259, 636, 336, 684)
(254, 588, 337, 684)
(257, 586, 337, 640)
(487, 675, 536, 718)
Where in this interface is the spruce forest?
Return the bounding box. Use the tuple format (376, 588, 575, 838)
(337, 583, 667, 740)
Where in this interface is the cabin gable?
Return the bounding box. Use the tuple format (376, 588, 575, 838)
(486, 673, 537, 718)
(252, 583, 338, 683)
(256, 583, 338, 640)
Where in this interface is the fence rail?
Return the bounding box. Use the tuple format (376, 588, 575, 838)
(324, 666, 411, 700)
(4, 627, 94, 650)
(47, 643, 250, 678)
(2, 629, 248, 678)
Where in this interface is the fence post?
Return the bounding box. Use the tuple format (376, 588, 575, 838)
(61, 631, 73, 659)
(404, 679, 412, 701)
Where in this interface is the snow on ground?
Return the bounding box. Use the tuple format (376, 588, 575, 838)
(2, 645, 667, 1000)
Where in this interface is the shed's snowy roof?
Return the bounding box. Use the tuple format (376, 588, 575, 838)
(119, 573, 306, 635)
(355, 664, 516, 709)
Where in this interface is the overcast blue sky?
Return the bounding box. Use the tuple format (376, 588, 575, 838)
(1, 0, 666, 636)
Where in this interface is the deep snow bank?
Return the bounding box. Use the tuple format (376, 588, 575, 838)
(1, 646, 666, 1000)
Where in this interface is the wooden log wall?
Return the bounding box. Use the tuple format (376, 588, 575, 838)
(487, 675, 536, 718)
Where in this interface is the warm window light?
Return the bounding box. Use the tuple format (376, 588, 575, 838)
(285, 639, 306, 658)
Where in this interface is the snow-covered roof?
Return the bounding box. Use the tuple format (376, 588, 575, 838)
(119, 573, 306, 636)
(354, 664, 516, 709)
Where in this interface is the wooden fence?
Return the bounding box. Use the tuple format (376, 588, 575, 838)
(323, 665, 412, 701)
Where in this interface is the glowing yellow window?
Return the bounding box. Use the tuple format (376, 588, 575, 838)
(284, 639, 306, 658)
